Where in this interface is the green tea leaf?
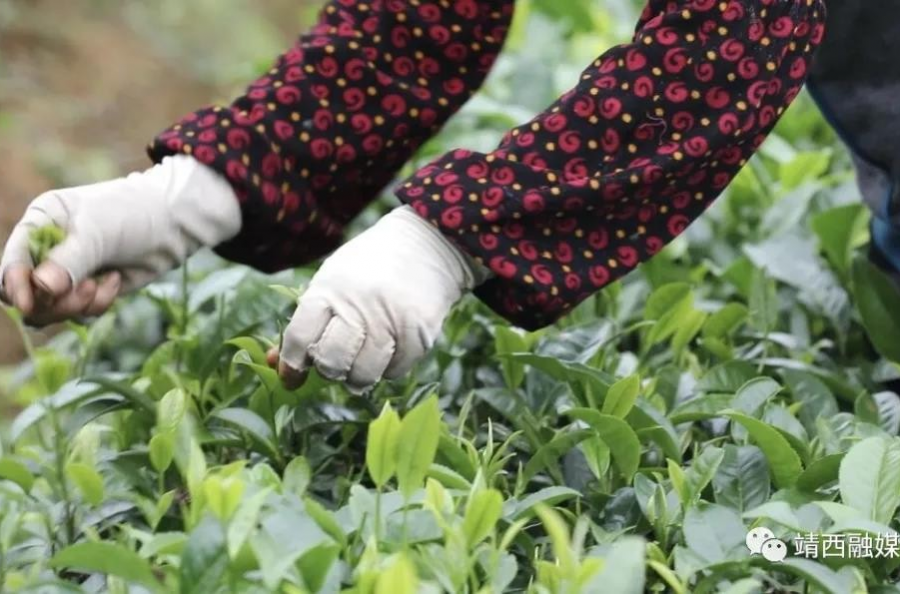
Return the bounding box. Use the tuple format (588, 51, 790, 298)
(303, 496, 348, 548)
(697, 361, 757, 393)
(225, 337, 269, 366)
(585, 536, 646, 594)
(51, 542, 158, 589)
(851, 258, 900, 363)
(140, 532, 187, 559)
(366, 402, 401, 489)
(580, 435, 611, 481)
(644, 283, 694, 346)
(180, 516, 228, 594)
(812, 204, 867, 275)
(671, 308, 707, 356)
(149, 433, 175, 474)
(566, 409, 641, 481)
(733, 378, 781, 416)
(463, 488, 504, 546)
(283, 456, 311, 496)
(227, 487, 271, 559)
(83, 375, 157, 414)
(0, 458, 33, 492)
(683, 502, 746, 564)
(65, 462, 104, 506)
(712, 445, 770, 512)
(396, 395, 441, 499)
(535, 505, 575, 575)
(839, 437, 900, 524)
(522, 429, 594, 485)
(501, 353, 613, 394)
(157, 388, 188, 434)
(296, 544, 340, 593)
(602, 374, 640, 418)
(375, 553, 418, 594)
(628, 403, 682, 462)
(669, 392, 734, 424)
(495, 326, 528, 390)
(682, 446, 725, 508)
(28, 224, 66, 264)
(703, 303, 749, 339)
(748, 268, 777, 333)
(509, 486, 581, 520)
(212, 408, 278, 461)
(777, 558, 856, 594)
(725, 412, 802, 489)
(797, 453, 844, 493)
(779, 150, 831, 190)
(34, 349, 73, 395)
(668, 459, 688, 505)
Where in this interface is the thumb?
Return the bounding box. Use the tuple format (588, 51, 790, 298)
(33, 233, 100, 298)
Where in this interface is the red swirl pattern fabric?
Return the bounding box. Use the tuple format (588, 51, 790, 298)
(397, 0, 826, 329)
(149, 0, 515, 269)
(149, 0, 826, 331)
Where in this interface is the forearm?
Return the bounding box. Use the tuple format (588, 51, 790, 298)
(398, 0, 827, 329)
(148, 0, 515, 272)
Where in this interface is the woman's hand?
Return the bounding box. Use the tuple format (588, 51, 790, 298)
(0, 155, 241, 326)
(268, 206, 484, 393)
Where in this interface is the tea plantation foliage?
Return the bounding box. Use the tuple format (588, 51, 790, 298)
(3, 2, 900, 593)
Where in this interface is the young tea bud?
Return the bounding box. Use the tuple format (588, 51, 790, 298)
(28, 224, 66, 265)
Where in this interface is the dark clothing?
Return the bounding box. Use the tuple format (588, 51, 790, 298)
(806, 0, 900, 271)
(149, 0, 826, 330)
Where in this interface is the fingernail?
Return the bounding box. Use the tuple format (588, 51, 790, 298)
(31, 279, 55, 308)
(77, 281, 96, 297)
(33, 265, 70, 297)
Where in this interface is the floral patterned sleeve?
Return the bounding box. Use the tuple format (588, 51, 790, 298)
(396, 0, 826, 329)
(148, 0, 515, 271)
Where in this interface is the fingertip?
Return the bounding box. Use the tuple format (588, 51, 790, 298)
(266, 347, 280, 369)
(15, 290, 34, 317)
(278, 360, 308, 390)
(104, 271, 122, 290)
(95, 272, 120, 297)
(83, 272, 122, 317)
(3, 266, 35, 315)
(33, 262, 73, 299)
(77, 278, 98, 298)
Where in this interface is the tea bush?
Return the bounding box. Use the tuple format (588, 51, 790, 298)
(3, 1, 900, 593)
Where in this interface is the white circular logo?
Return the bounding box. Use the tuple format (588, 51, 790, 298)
(745, 527, 776, 555)
(761, 538, 789, 562)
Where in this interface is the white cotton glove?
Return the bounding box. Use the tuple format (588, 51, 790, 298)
(0, 155, 242, 324)
(277, 205, 485, 393)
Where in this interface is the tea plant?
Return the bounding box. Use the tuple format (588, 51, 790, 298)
(4, 1, 900, 593)
(28, 225, 66, 266)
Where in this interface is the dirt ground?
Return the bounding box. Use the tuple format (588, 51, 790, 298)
(0, 0, 312, 364)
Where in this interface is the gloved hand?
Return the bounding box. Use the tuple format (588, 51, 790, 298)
(271, 205, 485, 393)
(0, 155, 242, 326)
